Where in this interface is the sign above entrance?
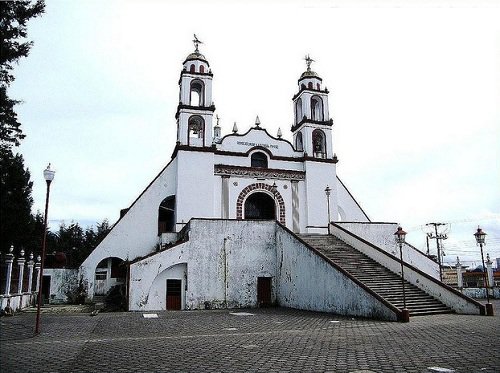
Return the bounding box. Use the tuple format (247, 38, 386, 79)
(237, 141, 278, 150)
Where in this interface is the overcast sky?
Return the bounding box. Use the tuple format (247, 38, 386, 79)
(11, 0, 500, 266)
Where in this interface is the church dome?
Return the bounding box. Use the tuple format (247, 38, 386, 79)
(184, 51, 207, 63)
(300, 70, 319, 79)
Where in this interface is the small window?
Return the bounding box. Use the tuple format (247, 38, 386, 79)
(190, 80, 204, 106)
(251, 152, 268, 168)
(295, 98, 303, 123)
(311, 96, 324, 121)
(190, 64, 195, 73)
(200, 65, 204, 73)
(308, 82, 313, 89)
(301, 83, 306, 90)
(296, 132, 303, 151)
(317, 83, 320, 90)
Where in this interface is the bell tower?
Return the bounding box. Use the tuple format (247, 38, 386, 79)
(291, 55, 333, 159)
(176, 35, 215, 147)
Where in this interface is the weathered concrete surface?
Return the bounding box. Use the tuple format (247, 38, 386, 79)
(1, 303, 499, 373)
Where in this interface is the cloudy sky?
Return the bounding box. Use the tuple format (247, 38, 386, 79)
(11, 0, 500, 266)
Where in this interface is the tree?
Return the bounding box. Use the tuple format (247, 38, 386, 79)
(0, 147, 33, 253)
(0, 0, 45, 149)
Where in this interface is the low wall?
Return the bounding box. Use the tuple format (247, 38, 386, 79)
(461, 287, 500, 299)
(335, 222, 439, 279)
(0, 293, 36, 312)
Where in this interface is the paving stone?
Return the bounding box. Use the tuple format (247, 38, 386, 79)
(1, 301, 499, 372)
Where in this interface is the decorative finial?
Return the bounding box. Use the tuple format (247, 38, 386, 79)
(277, 127, 282, 138)
(486, 253, 491, 263)
(255, 115, 261, 127)
(216, 114, 220, 126)
(305, 54, 314, 72)
(20, 249, 25, 257)
(37, 255, 41, 262)
(30, 252, 34, 260)
(193, 34, 203, 53)
(232, 122, 238, 133)
(9, 244, 14, 253)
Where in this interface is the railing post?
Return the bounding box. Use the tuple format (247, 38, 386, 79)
(456, 256, 463, 290)
(5, 245, 15, 296)
(34, 255, 42, 292)
(17, 249, 26, 294)
(486, 254, 494, 297)
(27, 253, 34, 293)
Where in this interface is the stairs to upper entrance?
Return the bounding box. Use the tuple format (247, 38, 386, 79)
(299, 234, 453, 316)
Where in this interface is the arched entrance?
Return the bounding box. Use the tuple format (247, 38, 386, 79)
(244, 192, 276, 220)
(94, 257, 126, 296)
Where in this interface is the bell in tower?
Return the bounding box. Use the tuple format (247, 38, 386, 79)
(176, 35, 215, 147)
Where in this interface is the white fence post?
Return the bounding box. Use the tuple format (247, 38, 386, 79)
(17, 249, 26, 294)
(4, 245, 15, 296)
(456, 256, 463, 289)
(27, 252, 34, 293)
(35, 255, 42, 292)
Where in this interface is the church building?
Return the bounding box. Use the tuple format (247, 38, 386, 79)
(80, 40, 484, 320)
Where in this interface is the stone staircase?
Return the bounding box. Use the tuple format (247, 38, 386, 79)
(299, 234, 453, 316)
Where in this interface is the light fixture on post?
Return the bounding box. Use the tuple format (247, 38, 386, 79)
(394, 226, 409, 322)
(35, 164, 55, 334)
(474, 227, 494, 316)
(324, 186, 331, 234)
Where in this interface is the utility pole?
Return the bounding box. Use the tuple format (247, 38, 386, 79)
(426, 222, 448, 282)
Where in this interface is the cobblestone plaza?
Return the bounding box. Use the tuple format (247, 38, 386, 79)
(1, 303, 499, 373)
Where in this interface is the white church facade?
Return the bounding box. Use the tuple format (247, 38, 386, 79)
(80, 42, 485, 320)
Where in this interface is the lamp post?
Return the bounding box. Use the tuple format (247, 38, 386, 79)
(324, 186, 331, 234)
(474, 227, 494, 316)
(35, 164, 55, 334)
(394, 226, 409, 322)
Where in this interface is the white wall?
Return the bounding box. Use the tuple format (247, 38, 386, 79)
(80, 159, 178, 299)
(129, 219, 399, 320)
(275, 225, 398, 320)
(129, 220, 277, 311)
(44, 268, 79, 304)
(335, 222, 440, 279)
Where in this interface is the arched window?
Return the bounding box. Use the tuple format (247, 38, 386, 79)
(308, 82, 313, 89)
(190, 80, 204, 106)
(295, 132, 303, 151)
(312, 129, 326, 158)
(158, 196, 176, 234)
(311, 96, 324, 121)
(295, 98, 303, 123)
(317, 83, 320, 90)
(188, 115, 204, 143)
(251, 152, 268, 168)
(190, 64, 195, 73)
(199, 65, 204, 73)
(301, 83, 306, 90)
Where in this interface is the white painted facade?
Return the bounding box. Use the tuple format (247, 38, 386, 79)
(80, 46, 370, 302)
(77, 46, 485, 318)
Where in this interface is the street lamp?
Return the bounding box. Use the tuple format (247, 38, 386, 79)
(394, 226, 409, 322)
(474, 227, 494, 316)
(325, 186, 331, 234)
(35, 164, 55, 334)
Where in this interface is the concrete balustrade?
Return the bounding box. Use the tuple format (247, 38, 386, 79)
(0, 248, 39, 313)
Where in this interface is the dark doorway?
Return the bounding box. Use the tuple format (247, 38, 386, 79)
(257, 277, 272, 307)
(244, 193, 276, 220)
(166, 279, 182, 310)
(42, 275, 51, 303)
